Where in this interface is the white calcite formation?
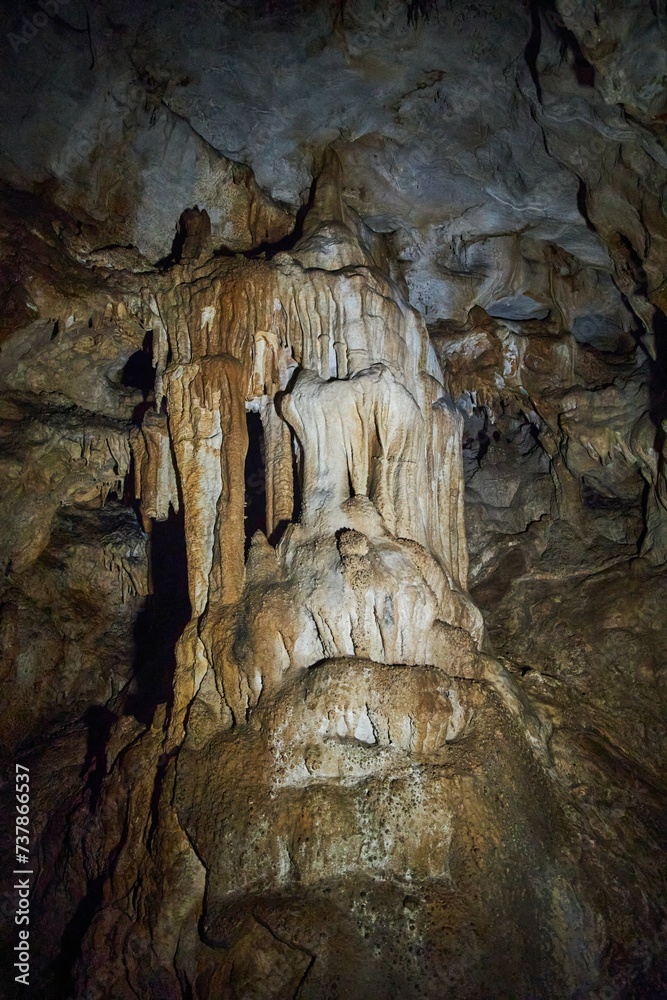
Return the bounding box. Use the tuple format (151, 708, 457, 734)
(133, 155, 494, 747)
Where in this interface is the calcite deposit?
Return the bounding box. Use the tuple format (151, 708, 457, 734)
(0, 1, 666, 998)
(130, 157, 490, 748)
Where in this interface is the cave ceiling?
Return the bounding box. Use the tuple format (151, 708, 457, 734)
(2, 0, 665, 326)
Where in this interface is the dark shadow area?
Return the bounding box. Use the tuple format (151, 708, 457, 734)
(156, 181, 315, 272)
(576, 177, 597, 232)
(272, 370, 303, 538)
(155, 206, 212, 269)
(146, 751, 172, 852)
(407, 0, 439, 27)
(126, 508, 191, 723)
(268, 518, 291, 547)
(121, 329, 154, 399)
(556, 22, 595, 87)
(470, 547, 527, 609)
(237, 175, 317, 260)
(542, 0, 595, 87)
(80, 705, 116, 813)
(475, 428, 492, 464)
(48, 810, 129, 999)
(245, 411, 267, 555)
(42, 709, 124, 997)
(528, 0, 596, 96)
(648, 306, 667, 474)
(524, 0, 543, 102)
(290, 428, 303, 531)
(581, 481, 640, 518)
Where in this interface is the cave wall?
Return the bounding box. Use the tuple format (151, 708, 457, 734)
(0, 1, 666, 997)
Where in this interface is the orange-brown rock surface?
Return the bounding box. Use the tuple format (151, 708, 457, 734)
(0, 2, 666, 998)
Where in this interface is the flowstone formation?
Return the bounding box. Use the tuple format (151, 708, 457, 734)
(59, 160, 602, 1000)
(136, 156, 488, 743)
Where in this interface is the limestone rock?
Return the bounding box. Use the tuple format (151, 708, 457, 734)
(0, 2, 665, 997)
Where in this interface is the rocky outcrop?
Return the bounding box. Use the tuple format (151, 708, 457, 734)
(0, 1, 665, 998)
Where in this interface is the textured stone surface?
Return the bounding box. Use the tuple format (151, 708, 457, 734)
(0, 1, 665, 997)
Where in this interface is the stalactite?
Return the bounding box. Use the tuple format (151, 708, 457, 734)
(164, 355, 247, 615)
(259, 396, 294, 538)
(132, 149, 499, 750)
(130, 410, 179, 522)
